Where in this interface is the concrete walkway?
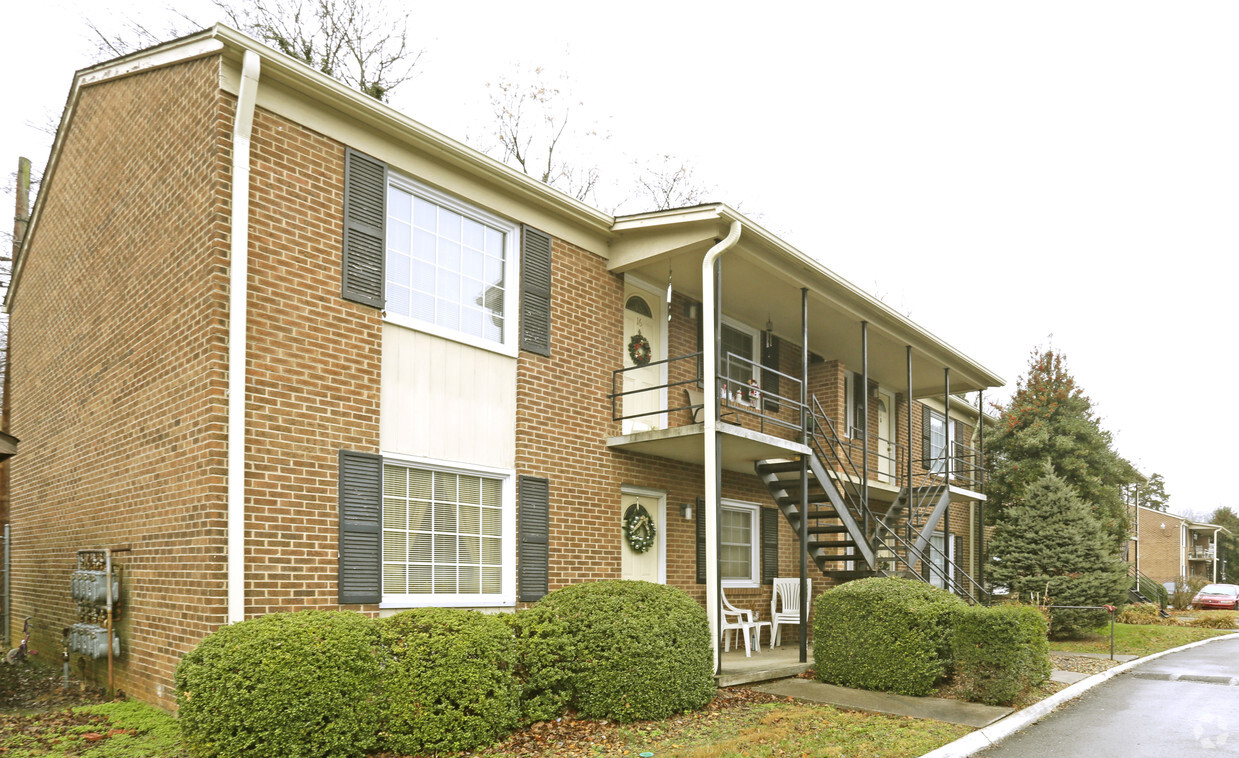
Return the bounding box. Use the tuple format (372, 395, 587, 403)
(752, 678, 1013, 728)
(729, 647, 1141, 727)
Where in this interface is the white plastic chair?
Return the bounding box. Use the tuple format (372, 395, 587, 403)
(720, 589, 768, 656)
(770, 577, 811, 649)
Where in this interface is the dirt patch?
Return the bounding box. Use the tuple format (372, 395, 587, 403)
(0, 660, 109, 712)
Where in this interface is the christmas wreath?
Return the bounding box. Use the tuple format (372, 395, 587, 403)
(623, 503, 657, 554)
(627, 333, 652, 367)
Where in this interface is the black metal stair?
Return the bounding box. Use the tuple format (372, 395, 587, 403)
(754, 395, 987, 603)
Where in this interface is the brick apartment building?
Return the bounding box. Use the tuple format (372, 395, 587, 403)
(1128, 504, 1230, 586)
(4, 26, 1004, 706)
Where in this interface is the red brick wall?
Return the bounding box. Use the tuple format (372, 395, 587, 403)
(515, 240, 808, 637)
(8, 57, 231, 705)
(241, 106, 382, 618)
(7, 64, 385, 708)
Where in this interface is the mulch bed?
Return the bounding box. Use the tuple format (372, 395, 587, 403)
(1048, 653, 1123, 676)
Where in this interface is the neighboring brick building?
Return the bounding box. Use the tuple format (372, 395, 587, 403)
(1129, 505, 1229, 586)
(4, 26, 1004, 707)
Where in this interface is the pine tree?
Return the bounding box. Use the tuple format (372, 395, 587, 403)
(985, 349, 1138, 549)
(1208, 507, 1238, 583)
(987, 471, 1129, 636)
(1137, 473, 1170, 512)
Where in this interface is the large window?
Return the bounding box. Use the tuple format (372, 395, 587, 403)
(720, 500, 759, 587)
(385, 177, 517, 349)
(381, 462, 512, 606)
(926, 410, 957, 475)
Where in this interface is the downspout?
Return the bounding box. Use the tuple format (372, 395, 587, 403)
(228, 50, 261, 624)
(1214, 527, 1221, 582)
(703, 219, 741, 674)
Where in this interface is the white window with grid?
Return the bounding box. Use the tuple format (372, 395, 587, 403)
(720, 500, 760, 587)
(381, 460, 515, 607)
(385, 176, 518, 352)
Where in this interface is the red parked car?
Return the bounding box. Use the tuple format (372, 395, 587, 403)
(1191, 583, 1239, 611)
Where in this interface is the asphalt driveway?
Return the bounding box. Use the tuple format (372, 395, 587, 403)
(978, 634, 1239, 757)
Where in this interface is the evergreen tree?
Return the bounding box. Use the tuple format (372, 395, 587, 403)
(1208, 506, 1239, 583)
(988, 471, 1129, 637)
(1137, 473, 1170, 512)
(985, 349, 1138, 549)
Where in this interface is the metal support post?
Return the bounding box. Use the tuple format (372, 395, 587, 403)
(799, 287, 809, 663)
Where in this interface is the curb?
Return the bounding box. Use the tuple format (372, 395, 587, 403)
(918, 632, 1239, 758)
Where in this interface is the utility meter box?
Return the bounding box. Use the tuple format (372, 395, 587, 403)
(71, 570, 120, 605)
(68, 623, 121, 660)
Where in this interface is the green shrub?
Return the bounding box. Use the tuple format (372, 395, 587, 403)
(1170, 576, 1209, 610)
(951, 604, 1051, 705)
(175, 610, 383, 758)
(376, 608, 520, 756)
(505, 602, 574, 723)
(1116, 603, 1163, 625)
(1189, 611, 1238, 629)
(521, 580, 714, 722)
(814, 577, 966, 696)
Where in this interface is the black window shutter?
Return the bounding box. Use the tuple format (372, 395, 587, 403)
(520, 226, 553, 356)
(695, 497, 706, 584)
(761, 507, 780, 585)
(920, 405, 932, 469)
(761, 334, 780, 412)
(341, 148, 387, 308)
(338, 450, 383, 604)
(518, 476, 550, 602)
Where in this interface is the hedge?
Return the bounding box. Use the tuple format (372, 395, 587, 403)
(376, 608, 520, 755)
(519, 580, 714, 721)
(951, 604, 1051, 705)
(814, 577, 965, 696)
(174, 610, 383, 758)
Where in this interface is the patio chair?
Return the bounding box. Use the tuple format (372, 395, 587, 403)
(721, 589, 770, 656)
(770, 577, 811, 649)
(685, 388, 739, 425)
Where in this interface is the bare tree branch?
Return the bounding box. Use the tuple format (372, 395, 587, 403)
(633, 154, 709, 211)
(481, 67, 606, 203)
(83, 0, 422, 101)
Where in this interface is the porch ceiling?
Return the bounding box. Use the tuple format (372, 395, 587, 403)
(610, 208, 1002, 397)
(606, 423, 811, 474)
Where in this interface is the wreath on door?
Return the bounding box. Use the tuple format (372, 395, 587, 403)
(627, 333, 652, 366)
(623, 503, 657, 553)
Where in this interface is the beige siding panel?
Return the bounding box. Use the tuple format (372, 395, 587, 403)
(381, 323, 516, 469)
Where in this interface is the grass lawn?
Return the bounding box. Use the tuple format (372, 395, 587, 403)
(485, 701, 971, 758)
(1048, 621, 1237, 657)
(0, 686, 970, 758)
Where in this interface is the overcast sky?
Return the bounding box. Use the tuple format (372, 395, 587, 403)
(4, 1, 1237, 518)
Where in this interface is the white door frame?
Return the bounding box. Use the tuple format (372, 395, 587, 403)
(876, 388, 895, 482)
(620, 485, 667, 584)
(622, 275, 669, 433)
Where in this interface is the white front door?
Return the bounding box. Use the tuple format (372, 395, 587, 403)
(622, 281, 667, 433)
(876, 389, 894, 482)
(620, 489, 666, 583)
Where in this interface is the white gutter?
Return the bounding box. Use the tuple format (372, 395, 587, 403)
(228, 50, 261, 624)
(703, 219, 742, 673)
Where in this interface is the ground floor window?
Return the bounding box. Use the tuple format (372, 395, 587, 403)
(381, 460, 514, 606)
(720, 500, 760, 587)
